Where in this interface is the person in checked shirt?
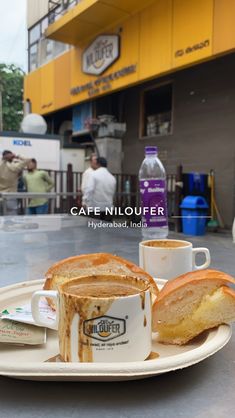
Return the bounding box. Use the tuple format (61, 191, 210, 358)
(23, 159, 54, 215)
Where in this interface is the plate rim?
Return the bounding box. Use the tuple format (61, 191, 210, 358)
(0, 279, 232, 378)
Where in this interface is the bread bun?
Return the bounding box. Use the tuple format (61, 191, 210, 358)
(152, 269, 235, 344)
(44, 253, 158, 308)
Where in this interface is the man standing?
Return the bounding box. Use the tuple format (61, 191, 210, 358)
(81, 153, 98, 206)
(0, 150, 30, 215)
(23, 159, 54, 215)
(83, 157, 116, 219)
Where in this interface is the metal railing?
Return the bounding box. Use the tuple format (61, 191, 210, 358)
(0, 192, 62, 216)
(0, 191, 138, 216)
(41, 169, 139, 214)
(48, 0, 81, 24)
(0, 167, 183, 230)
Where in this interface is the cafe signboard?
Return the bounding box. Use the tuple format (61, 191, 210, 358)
(82, 34, 120, 75)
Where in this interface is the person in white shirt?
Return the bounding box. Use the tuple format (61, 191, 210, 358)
(81, 153, 98, 206)
(83, 157, 116, 219)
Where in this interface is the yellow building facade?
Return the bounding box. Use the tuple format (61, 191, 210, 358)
(24, 0, 235, 228)
(24, 0, 235, 115)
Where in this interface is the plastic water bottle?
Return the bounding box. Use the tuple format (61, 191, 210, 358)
(139, 146, 169, 239)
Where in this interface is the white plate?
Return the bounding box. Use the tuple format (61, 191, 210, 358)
(0, 279, 232, 381)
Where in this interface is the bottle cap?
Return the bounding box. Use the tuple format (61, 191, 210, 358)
(145, 146, 158, 155)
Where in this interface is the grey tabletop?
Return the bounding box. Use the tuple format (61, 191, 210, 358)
(0, 215, 234, 418)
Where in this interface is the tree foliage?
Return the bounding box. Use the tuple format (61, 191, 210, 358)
(0, 64, 24, 132)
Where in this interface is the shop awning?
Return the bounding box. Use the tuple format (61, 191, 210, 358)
(45, 0, 156, 46)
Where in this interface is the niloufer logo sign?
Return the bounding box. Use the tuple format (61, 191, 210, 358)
(83, 315, 126, 341)
(82, 35, 120, 75)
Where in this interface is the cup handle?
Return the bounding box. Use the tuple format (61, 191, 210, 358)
(31, 290, 58, 330)
(192, 248, 211, 271)
(139, 245, 144, 269)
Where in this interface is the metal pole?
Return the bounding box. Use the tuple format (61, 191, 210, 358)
(0, 88, 3, 131)
(2, 197, 7, 216)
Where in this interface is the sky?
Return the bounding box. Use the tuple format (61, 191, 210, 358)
(0, 0, 27, 72)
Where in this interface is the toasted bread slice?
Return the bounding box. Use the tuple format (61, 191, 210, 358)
(152, 269, 235, 344)
(44, 253, 158, 308)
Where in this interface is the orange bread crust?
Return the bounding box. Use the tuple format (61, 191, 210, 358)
(44, 252, 159, 295)
(155, 269, 235, 304)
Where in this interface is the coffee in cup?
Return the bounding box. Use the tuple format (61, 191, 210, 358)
(139, 239, 211, 279)
(31, 274, 152, 363)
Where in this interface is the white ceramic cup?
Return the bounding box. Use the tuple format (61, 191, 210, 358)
(31, 274, 152, 363)
(139, 239, 211, 280)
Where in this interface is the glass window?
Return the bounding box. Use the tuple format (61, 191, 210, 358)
(140, 83, 173, 138)
(46, 39, 54, 61)
(29, 24, 40, 44)
(68, 0, 79, 10)
(54, 41, 67, 56)
(55, 5, 63, 21)
(28, 14, 70, 71)
(48, 10, 56, 24)
(29, 44, 38, 71)
(41, 17, 49, 35)
(40, 38, 54, 64)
